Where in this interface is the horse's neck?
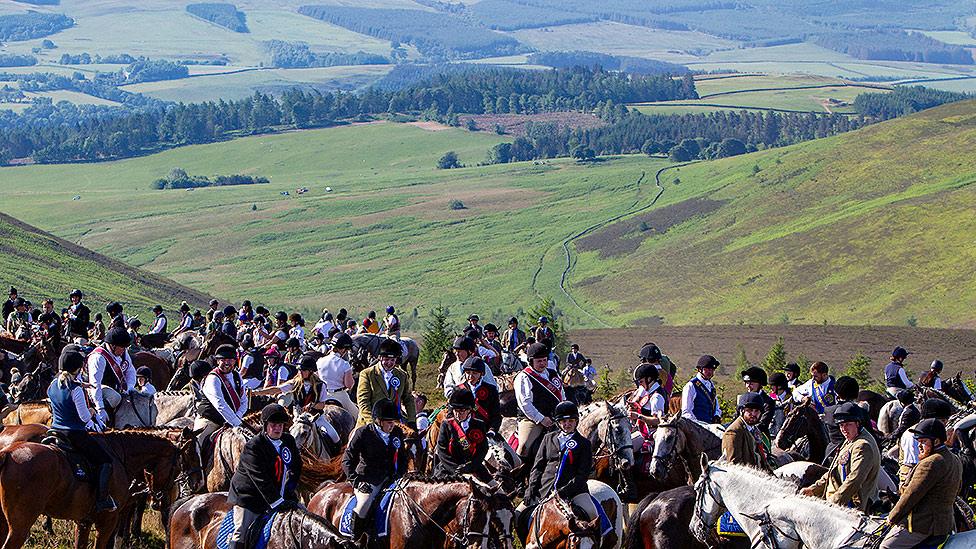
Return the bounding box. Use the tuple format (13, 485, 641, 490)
(682, 419, 720, 456)
(276, 510, 335, 548)
(711, 468, 783, 541)
(767, 496, 876, 548)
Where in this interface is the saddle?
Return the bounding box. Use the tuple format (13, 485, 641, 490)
(41, 430, 93, 481)
(913, 534, 950, 549)
(339, 485, 395, 540)
(215, 509, 276, 549)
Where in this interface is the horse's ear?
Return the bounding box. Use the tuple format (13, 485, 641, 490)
(700, 452, 709, 472)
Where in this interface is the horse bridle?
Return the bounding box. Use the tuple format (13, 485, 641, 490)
(594, 409, 633, 495)
(392, 479, 498, 548)
(531, 493, 599, 549)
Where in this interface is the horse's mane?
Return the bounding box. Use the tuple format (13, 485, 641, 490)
(93, 429, 179, 451)
(299, 452, 344, 490)
(401, 472, 471, 485)
(17, 399, 49, 406)
(155, 390, 191, 397)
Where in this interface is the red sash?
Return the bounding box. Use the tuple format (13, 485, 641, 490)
(523, 366, 562, 400)
(448, 419, 482, 456)
(210, 368, 242, 411)
(459, 383, 490, 421)
(93, 346, 128, 392)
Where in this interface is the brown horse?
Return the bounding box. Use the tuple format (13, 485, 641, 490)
(0, 336, 29, 356)
(623, 486, 750, 549)
(0, 424, 46, 448)
(522, 480, 623, 549)
(133, 351, 173, 394)
(0, 428, 202, 549)
(649, 417, 723, 484)
(168, 491, 344, 549)
(1, 400, 52, 426)
(309, 474, 515, 549)
(773, 402, 828, 465)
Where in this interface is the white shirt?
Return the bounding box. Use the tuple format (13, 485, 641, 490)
(374, 424, 391, 445)
(277, 380, 329, 403)
(792, 378, 820, 402)
(202, 371, 247, 426)
(86, 346, 136, 413)
(932, 376, 942, 390)
(477, 345, 497, 360)
(515, 367, 558, 423)
(177, 313, 193, 331)
(264, 364, 291, 387)
(289, 326, 307, 350)
(240, 354, 256, 378)
(900, 429, 919, 466)
(680, 373, 721, 421)
(317, 353, 352, 391)
(135, 382, 157, 397)
(442, 359, 497, 398)
(631, 383, 666, 416)
(149, 314, 167, 334)
(313, 320, 334, 338)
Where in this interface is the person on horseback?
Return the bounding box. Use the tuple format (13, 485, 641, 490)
(801, 401, 880, 511)
(66, 289, 90, 342)
(918, 360, 944, 390)
(195, 344, 247, 446)
(783, 362, 801, 389)
(4, 297, 31, 338)
(134, 366, 156, 396)
(126, 318, 143, 353)
(170, 302, 193, 339)
(383, 306, 400, 339)
(86, 327, 136, 426)
(822, 376, 865, 463)
(262, 346, 291, 393)
(881, 418, 962, 549)
(342, 398, 409, 547)
(768, 372, 792, 437)
(288, 314, 307, 351)
(434, 388, 490, 479)
(739, 366, 775, 435)
(514, 342, 563, 462)
(40, 299, 62, 345)
(456, 356, 501, 432)
(221, 305, 238, 338)
(252, 355, 342, 449)
(628, 363, 666, 453)
(227, 403, 302, 549)
(1, 287, 15, 323)
(238, 300, 254, 325)
(637, 343, 677, 398)
(502, 317, 527, 356)
(239, 335, 265, 390)
(533, 316, 553, 343)
(360, 310, 378, 335)
(792, 361, 836, 415)
(205, 299, 219, 325)
(48, 345, 117, 512)
(466, 314, 483, 339)
(443, 336, 498, 398)
(263, 311, 289, 351)
(310, 332, 329, 354)
(722, 393, 770, 470)
(898, 398, 952, 489)
(356, 338, 415, 426)
(884, 346, 914, 398)
(316, 333, 357, 420)
(680, 355, 721, 424)
(482, 323, 503, 370)
(149, 305, 167, 335)
(524, 401, 599, 522)
(284, 337, 303, 367)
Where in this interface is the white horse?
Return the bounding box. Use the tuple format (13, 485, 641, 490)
(693, 458, 976, 549)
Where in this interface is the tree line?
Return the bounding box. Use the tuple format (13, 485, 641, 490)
(527, 51, 689, 75)
(854, 86, 971, 120)
(0, 11, 73, 41)
(264, 40, 388, 69)
(810, 30, 974, 65)
(186, 3, 249, 33)
(152, 168, 268, 189)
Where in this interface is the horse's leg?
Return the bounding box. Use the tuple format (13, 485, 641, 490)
(74, 522, 92, 549)
(92, 515, 120, 549)
(42, 516, 52, 535)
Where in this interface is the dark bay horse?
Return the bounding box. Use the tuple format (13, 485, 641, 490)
(0, 428, 201, 549)
(309, 474, 515, 549)
(649, 417, 723, 484)
(166, 330, 236, 390)
(773, 402, 827, 465)
(350, 334, 420, 384)
(625, 485, 751, 549)
(169, 491, 344, 549)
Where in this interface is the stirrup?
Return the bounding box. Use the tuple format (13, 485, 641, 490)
(95, 496, 117, 512)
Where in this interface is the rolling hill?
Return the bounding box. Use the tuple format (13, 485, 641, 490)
(0, 211, 214, 312)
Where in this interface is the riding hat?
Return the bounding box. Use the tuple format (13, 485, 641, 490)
(896, 389, 914, 405)
(553, 401, 580, 420)
(452, 336, 477, 353)
(508, 317, 518, 325)
(738, 392, 765, 410)
(696, 355, 720, 370)
(256, 306, 269, 316)
(261, 403, 290, 425)
(222, 305, 237, 317)
(331, 333, 353, 349)
(634, 362, 659, 383)
(298, 355, 318, 372)
(312, 332, 325, 341)
(526, 342, 549, 360)
(769, 372, 788, 389)
(639, 343, 662, 362)
(783, 363, 800, 375)
(386, 306, 396, 314)
(538, 316, 549, 324)
(892, 346, 910, 359)
(104, 327, 132, 347)
(274, 311, 288, 322)
(214, 311, 225, 321)
(378, 338, 402, 358)
(13, 297, 25, 308)
(136, 366, 152, 380)
(179, 302, 190, 313)
(461, 356, 487, 375)
(372, 398, 400, 421)
(8, 287, 16, 295)
(128, 318, 142, 329)
(69, 289, 83, 298)
(483, 323, 498, 333)
(105, 301, 122, 314)
(214, 344, 237, 360)
(58, 345, 86, 373)
(833, 401, 863, 423)
(152, 304, 163, 313)
(286, 337, 301, 349)
(910, 418, 947, 441)
(741, 366, 767, 386)
(449, 388, 476, 410)
(242, 300, 252, 308)
(468, 314, 480, 322)
(921, 397, 953, 420)
(38, 312, 58, 325)
(190, 360, 212, 380)
(930, 360, 944, 372)
(209, 299, 219, 307)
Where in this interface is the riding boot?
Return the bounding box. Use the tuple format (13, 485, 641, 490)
(958, 428, 976, 456)
(95, 463, 117, 512)
(342, 515, 364, 549)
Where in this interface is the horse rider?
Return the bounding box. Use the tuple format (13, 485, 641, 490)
(149, 305, 167, 335)
(628, 362, 666, 453)
(434, 388, 490, 479)
(262, 346, 293, 392)
(48, 345, 117, 512)
(454, 356, 502, 433)
(310, 332, 329, 354)
(680, 355, 721, 424)
(523, 401, 599, 523)
(361, 310, 379, 335)
(722, 392, 770, 470)
(134, 366, 156, 396)
(443, 336, 497, 398)
(65, 289, 90, 342)
(482, 323, 503, 370)
(890, 391, 922, 444)
(239, 336, 265, 391)
(252, 355, 342, 450)
(767, 372, 792, 437)
(514, 341, 564, 462)
(1, 287, 15, 322)
(221, 305, 238, 339)
(205, 299, 219, 325)
(315, 333, 358, 420)
(565, 344, 584, 370)
(283, 337, 303, 368)
(356, 338, 415, 427)
(637, 343, 677, 398)
(170, 302, 193, 339)
(342, 398, 410, 547)
(884, 346, 914, 398)
(383, 305, 400, 340)
(880, 418, 962, 549)
(86, 326, 136, 426)
(739, 366, 775, 435)
(898, 398, 952, 489)
(466, 314, 483, 339)
(127, 318, 144, 353)
(40, 299, 62, 344)
(801, 401, 880, 511)
(227, 403, 302, 549)
(822, 376, 865, 464)
(783, 362, 801, 389)
(533, 316, 553, 343)
(918, 360, 943, 390)
(238, 300, 254, 325)
(501, 317, 527, 356)
(792, 361, 836, 415)
(4, 297, 31, 338)
(195, 344, 248, 450)
(879, 389, 912, 438)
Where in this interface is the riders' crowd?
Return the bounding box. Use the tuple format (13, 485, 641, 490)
(2, 285, 973, 548)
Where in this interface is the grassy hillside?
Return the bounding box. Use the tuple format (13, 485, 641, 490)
(0, 212, 214, 312)
(568, 98, 976, 328)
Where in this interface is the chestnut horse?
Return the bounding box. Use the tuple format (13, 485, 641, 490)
(0, 428, 202, 549)
(523, 479, 624, 549)
(308, 474, 516, 549)
(1, 400, 52, 426)
(168, 492, 344, 549)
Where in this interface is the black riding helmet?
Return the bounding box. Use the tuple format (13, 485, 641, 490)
(553, 401, 580, 420)
(697, 355, 720, 370)
(69, 289, 83, 299)
(783, 363, 800, 376)
(835, 376, 859, 401)
(634, 362, 659, 384)
(298, 355, 318, 372)
(833, 401, 863, 423)
(106, 301, 123, 315)
(190, 360, 211, 381)
(461, 356, 487, 375)
(739, 392, 764, 410)
(930, 360, 944, 372)
(483, 323, 498, 333)
(286, 337, 301, 349)
(223, 305, 237, 317)
(104, 327, 132, 347)
(261, 403, 290, 425)
(274, 311, 288, 323)
(332, 333, 353, 349)
(449, 388, 476, 410)
(452, 336, 477, 353)
(372, 398, 399, 421)
(378, 338, 402, 359)
(910, 418, 947, 441)
(741, 366, 767, 386)
(769, 372, 788, 389)
(526, 342, 549, 360)
(152, 304, 163, 313)
(921, 398, 953, 420)
(214, 344, 237, 360)
(639, 343, 662, 362)
(136, 366, 152, 380)
(58, 345, 86, 373)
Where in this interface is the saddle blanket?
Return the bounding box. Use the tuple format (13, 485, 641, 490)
(338, 488, 395, 538)
(717, 511, 746, 537)
(530, 496, 613, 537)
(216, 510, 276, 549)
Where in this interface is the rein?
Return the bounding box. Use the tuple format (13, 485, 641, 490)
(391, 479, 475, 547)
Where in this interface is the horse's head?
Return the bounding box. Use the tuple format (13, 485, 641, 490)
(290, 412, 325, 457)
(690, 456, 725, 546)
(175, 426, 206, 496)
(528, 496, 601, 549)
(9, 371, 41, 404)
(465, 477, 516, 549)
(602, 402, 635, 470)
(774, 402, 810, 451)
(649, 419, 683, 480)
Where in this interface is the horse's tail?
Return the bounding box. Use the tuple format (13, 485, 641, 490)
(621, 492, 659, 549)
